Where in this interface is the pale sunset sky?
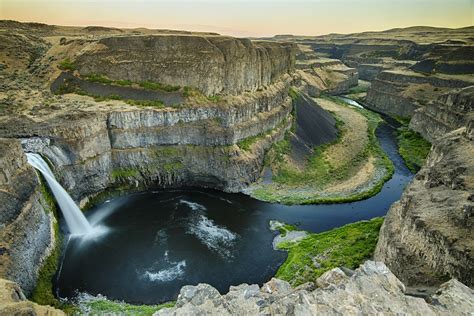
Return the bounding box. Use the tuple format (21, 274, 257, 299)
(1, 0, 472, 37)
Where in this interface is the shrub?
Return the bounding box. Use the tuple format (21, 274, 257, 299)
(58, 58, 76, 71)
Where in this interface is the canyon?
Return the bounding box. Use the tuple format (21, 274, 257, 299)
(0, 20, 473, 315)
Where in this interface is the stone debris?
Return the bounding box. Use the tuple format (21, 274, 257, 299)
(155, 261, 473, 315)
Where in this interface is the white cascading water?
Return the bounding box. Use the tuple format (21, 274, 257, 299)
(26, 153, 93, 235)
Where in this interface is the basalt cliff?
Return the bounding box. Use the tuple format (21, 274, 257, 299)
(0, 21, 473, 315)
(0, 21, 298, 295)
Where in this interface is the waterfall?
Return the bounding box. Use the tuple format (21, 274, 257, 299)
(26, 153, 93, 235)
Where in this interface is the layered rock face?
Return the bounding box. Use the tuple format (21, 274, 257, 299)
(13, 77, 292, 205)
(366, 70, 474, 117)
(156, 261, 474, 315)
(410, 86, 474, 142)
(292, 45, 358, 96)
(375, 126, 474, 287)
(273, 26, 474, 81)
(0, 139, 54, 295)
(0, 21, 298, 298)
(76, 35, 295, 96)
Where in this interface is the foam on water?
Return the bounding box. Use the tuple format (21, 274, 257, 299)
(186, 214, 238, 259)
(179, 199, 207, 211)
(143, 258, 186, 282)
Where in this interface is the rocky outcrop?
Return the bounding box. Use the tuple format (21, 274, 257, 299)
(155, 261, 474, 315)
(375, 126, 474, 287)
(410, 86, 474, 142)
(75, 35, 295, 96)
(0, 278, 64, 315)
(0, 139, 54, 296)
(366, 70, 474, 117)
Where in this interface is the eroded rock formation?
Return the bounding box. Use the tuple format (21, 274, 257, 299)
(375, 125, 473, 287)
(76, 35, 295, 96)
(365, 69, 473, 117)
(0, 139, 55, 295)
(410, 86, 474, 142)
(0, 22, 298, 293)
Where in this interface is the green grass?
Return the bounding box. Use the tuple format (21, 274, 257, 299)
(84, 75, 178, 92)
(276, 217, 384, 286)
(348, 85, 369, 94)
(397, 127, 431, 173)
(288, 86, 300, 101)
(111, 168, 141, 180)
(58, 58, 76, 71)
(278, 223, 297, 237)
(83, 299, 175, 316)
(92, 94, 167, 108)
(139, 80, 180, 92)
(116, 79, 133, 86)
(86, 73, 114, 84)
(163, 161, 184, 172)
(237, 119, 289, 151)
(252, 95, 395, 205)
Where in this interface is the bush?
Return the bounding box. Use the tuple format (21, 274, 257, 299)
(58, 59, 76, 71)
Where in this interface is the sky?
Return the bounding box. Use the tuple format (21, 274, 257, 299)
(1, 0, 473, 37)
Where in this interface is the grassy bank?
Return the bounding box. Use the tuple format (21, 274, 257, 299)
(276, 217, 384, 286)
(79, 297, 175, 316)
(251, 94, 394, 204)
(396, 127, 431, 173)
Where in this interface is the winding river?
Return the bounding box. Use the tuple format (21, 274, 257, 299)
(54, 99, 413, 304)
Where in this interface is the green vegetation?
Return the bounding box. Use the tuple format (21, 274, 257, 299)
(139, 80, 180, 92)
(252, 95, 394, 204)
(86, 73, 114, 84)
(397, 127, 431, 173)
(111, 168, 141, 180)
(278, 223, 297, 237)
(237, 119, 289, 151)
(82, 298, 175, 316)
(288, 86, 300, 101)
(31, 175, 78, 314)
(75, 92, 167, 109)
(58, 58, 76, 71)
(38, 176, 55, 214)
(84, 74, 179, 92)
(152, 146, 181, 158)
(163, 161, 184, 172)
(183, 86, 224, 104)
(276, 217, 384, 286)
(348, 85, 369, 94)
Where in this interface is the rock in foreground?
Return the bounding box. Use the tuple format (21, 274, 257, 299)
(0, 278, 64, 315)
(155, 261, 473, 315)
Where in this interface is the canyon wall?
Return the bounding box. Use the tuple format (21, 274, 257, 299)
(75, 35, 296, 96)
(0, 139, 54, 295)
(15, 76, 293, 204)
(0, 26, 300, 297)
(292, 45, 358, 96)
(365, 70, 473, 117)
(375, 122, 473, 287)
(409, 86, 474, 142)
